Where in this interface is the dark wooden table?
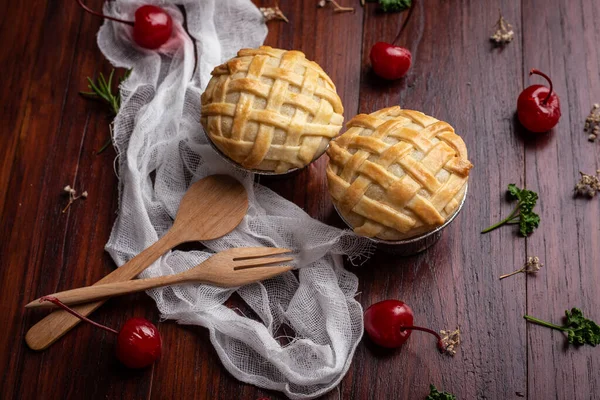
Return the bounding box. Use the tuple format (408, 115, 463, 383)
(2, 1, 599, 399)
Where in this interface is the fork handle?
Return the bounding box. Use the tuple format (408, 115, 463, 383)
(25, 230, 181, 350)
(27, 273, 195, 309)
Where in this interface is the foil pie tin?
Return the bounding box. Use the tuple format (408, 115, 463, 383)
(205, 134, 328, 176)
(333, 185, 468, 256)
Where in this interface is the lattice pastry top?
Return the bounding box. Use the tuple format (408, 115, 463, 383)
(327, 106, 473, 241)
(201, 46, 344, 173)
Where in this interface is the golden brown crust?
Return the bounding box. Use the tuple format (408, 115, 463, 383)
(326, 106, 473, 241)
(201, 46, 344, 173)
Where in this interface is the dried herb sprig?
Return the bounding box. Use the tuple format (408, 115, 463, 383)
(426, 384, 457, 400)
(439, 327, 461, 356)
(482, 184, 541, 237)
(260, 5, 289, 22)
(490, 12, 514, 46)
(62, 185, 88, 213)
(499, 256, 543, 280)
(317, 0, 354, 13)
(524, 308, 600, 347)
(584, 103, 600, 142)
(574, 170, 600, 198)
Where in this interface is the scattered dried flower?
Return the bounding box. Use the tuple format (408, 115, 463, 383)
(499, 256, 543, 280)
(584, 103, 600, 142)
(318, 0, 354, 13)
(440, 327, 461, 356)
(574, 170, 600, 198)
(62, 184, 88, 213)
(260, 5, 289, 23)
(490, 12, 514, 46)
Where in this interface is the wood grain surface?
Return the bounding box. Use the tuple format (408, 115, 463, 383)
(0, 0, 598, 399)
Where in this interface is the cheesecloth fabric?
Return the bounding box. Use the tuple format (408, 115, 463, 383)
(97, 1, 372, 398)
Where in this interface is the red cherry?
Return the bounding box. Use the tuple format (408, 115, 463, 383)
(369, 0, 415, 80)
(370, 42, 412, 80)
(132, 5, 173, 49)
(75, 0, 172, 49)
(116, 318, 162, 369)
(38, 297, 162, 369)
(517, 69, 561, 133)
(364, 299, 413, 347)
(363, 300, 445, 352)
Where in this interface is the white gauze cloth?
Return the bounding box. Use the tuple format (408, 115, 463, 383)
(98, 1, 372, 398)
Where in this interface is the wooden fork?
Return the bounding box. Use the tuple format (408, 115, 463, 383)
(26, 248, 293, 309)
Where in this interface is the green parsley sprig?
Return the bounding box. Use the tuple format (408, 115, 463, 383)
(524, 308, 600, 347)
(426, 384, 456, 400)
(481, 184, 540, 237)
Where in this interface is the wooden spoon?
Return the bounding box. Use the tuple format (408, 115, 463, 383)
(25, 175, 248, 351)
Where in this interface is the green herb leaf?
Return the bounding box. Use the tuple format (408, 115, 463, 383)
(507, 183, 520, 198)
(481, 184, 540, 237)
(378, 0, 411, 13)
(426, 384, 457, 400)
(80, 69, 131, 154)
(565, 308, 600, 346)
(524, 308, 600, 347)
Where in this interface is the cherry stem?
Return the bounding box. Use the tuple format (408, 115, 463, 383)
(75, 0, 134, 26)
(392, 0, 416, 46)
(39, 296, 119, 335)
(400, 325, 446, 353)
(530, 69, 553, 105)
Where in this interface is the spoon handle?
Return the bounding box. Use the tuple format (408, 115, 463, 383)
(25, 230, 180, 351)
(28, 272, 195, 309)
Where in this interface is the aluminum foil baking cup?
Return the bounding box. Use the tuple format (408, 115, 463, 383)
(205, 134, 329, 176)
(334, 185, 468, 256)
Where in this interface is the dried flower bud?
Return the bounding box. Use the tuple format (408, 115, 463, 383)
(318, 0, 353, 13)
(61, 184, 87, 213)
(260, 6, 289, 23)
(524, 256, 543, 273)
(575, 171, 600, 198)
(584, 103, 600, 142)
(440, 328, 461, 356)
(500, 256, 543, 279)
(490, 14, 514, 46)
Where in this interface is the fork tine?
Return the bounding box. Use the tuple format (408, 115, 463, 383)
(230, 247, 293, 261)
(235, 265, 293, 282)
(233, 256, 294, 270)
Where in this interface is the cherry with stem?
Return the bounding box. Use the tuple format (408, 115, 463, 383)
(74, 0, 173, 49)
(364, 299, 450, 353)
(369, 0, 416, 80)
(517, 68, 561, 133)
(37, 296, 162, 369)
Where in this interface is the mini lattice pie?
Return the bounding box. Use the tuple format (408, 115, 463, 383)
(327, 106, 473, 241)
(201, 46, 344, 173)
